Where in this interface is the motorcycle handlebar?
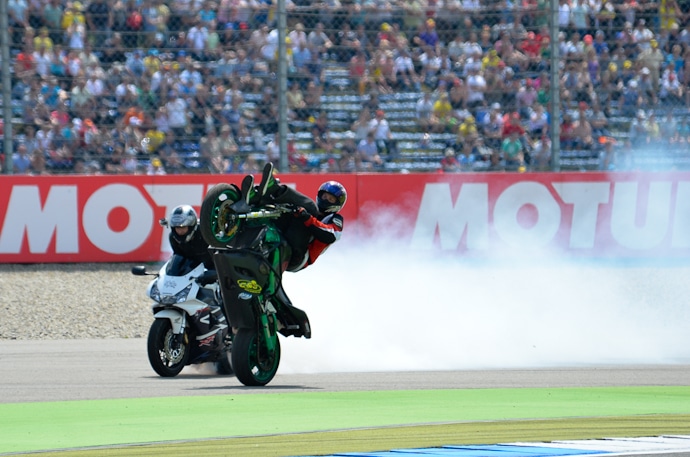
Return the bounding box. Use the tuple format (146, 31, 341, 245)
(236, 205, 294, 220)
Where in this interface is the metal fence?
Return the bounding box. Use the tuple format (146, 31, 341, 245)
(2, 1, 689, 175)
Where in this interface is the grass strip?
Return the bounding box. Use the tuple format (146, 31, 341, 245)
(2, 387, 689, 455)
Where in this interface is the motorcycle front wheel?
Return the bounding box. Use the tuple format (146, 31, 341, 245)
(200, 183, 242, 248)
(147, 319, 190, 377)
(231, 328, 281, 386)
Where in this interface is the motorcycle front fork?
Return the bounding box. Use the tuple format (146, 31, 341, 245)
(260, 313, 277, 352)
(172, 314, 188, 346)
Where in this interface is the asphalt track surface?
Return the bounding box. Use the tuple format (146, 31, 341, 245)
(2, 339, 690, 457)
(3, 339, 690, 402)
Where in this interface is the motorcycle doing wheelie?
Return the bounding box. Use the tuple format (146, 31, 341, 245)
(131, 247, 233, 377)
(199, 180, 311, 386)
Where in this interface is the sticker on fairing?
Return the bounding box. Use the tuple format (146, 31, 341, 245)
(238, 292, 253, 300)
(237, 279, 262, 294)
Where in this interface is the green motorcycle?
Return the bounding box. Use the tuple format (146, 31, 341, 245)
(199, 179, 311, 387)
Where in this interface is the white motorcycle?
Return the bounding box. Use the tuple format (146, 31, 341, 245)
(131, 254, 233, 377)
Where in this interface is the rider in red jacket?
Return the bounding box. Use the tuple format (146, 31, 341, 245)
(256, 163, 346, 272)
(290, 181, 346, 271)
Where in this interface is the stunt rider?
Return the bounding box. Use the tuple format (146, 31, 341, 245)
(166, 205, 215, 270)
(254, 163, 346, 272)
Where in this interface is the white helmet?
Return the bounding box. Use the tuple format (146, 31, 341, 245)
(169, 205, 198, 243)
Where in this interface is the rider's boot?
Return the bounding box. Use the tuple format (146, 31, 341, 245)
(240, 174, 254, 205)
(256, 162, 282, 203)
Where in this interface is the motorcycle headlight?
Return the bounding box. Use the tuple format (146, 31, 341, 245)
(160, 284, 193, 305)
(149, 282, 161, 302)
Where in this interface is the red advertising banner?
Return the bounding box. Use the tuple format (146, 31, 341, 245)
(1, 172, 688, 263)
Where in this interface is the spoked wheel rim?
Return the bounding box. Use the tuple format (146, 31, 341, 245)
(232, 328, 281, 386)
(161, 329, 187, 366)
(200, 184, 242, 248)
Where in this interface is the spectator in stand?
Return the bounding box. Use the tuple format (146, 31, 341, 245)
(646, 111, 662, 143)
(528, 103, 549, 139)
(413, 18, 439, 48)
(415, 91, 434, 132)
(573, 102, 595, 149)
(501, 130, 526, 171)
(165, 90, 188, 138)
(286, 80, 307, 120)
(502, 111, 526, 139)
(86, 0, 113, 48)
(147, 156, 167, 175)
(638, 66, 658, 105)
(633, 18, 654, 51)
(349, 49, 369, 95)
(301, 80, 321, 117)
(440, 147, 461, 172)
(30, 149, 51, 175)
(516, 78, 538, 119)
(394, 49, 420, 91)
(311, 111, 335, 154)
(43, 0, 64, 44)
(304, 47, 326, 87)
(292, 40, 311, 77)
(289, 23, 308, 49)
(637, 39, 665, 91)
(356, 131, 384, 170)
(456, 114, 478, 147)
(619, 78, 642, 116)
(368, 109, 396, 158)
(481, 103, 504, 150)
(238, 153, 262, 173)
(351, 108, 372, 144)
(465, 63, 487, 112)
(308, 22, 333, 59)
(200, 127, 224, 172)
(593, 30, 610, 55)
(449, 78, 468, 118)
(560, 112, 576, 150)
(430, 91, 454, 133)
(531, 134, 552, 171)
(254, 86, 278, 134)
(12, 144, 32, 174)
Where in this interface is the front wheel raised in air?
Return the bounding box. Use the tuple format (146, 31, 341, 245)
(231, 328, 281, 386)
(147, 319, 190, 377)
(200, 183, 241, 248)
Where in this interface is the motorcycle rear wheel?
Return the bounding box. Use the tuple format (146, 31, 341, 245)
(215, 348, 234, 375)
(200, 183, 242, 248)
(147, 319, 190, 377)
(231, 328, 281, 386)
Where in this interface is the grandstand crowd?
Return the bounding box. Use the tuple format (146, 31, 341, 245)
(2, 0, 690, 174)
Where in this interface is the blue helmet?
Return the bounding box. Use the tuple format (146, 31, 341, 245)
(316, 181, 347, 213)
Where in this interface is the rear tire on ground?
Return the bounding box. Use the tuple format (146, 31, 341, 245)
(215, 348, 234, 375)
(231, 328, 281, 386)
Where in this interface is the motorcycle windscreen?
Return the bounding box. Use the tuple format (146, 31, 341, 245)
(166, 254, 203, 276)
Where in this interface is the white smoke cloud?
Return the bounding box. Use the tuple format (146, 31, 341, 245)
(277, 233, 690, 374)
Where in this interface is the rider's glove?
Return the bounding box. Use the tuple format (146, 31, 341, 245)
(294, 207, 312, 224)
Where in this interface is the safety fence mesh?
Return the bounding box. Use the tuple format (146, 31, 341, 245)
(3, 0, 690, 174)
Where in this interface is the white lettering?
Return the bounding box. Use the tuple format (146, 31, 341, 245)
(411, 183, 489, 250)
(554, 182, 610, 249)
(493, 182, 560, 247)
(610, 182, 671, 249)
(0, 185, 79, 253)
(672, 181, 690, 248)
(144, 184, 207, 253)
(83, 184, 153, 254)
